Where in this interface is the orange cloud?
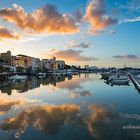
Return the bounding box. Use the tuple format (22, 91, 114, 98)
(0, 4, 78, 34)
(0, 98, 24, 115)
(42, 49, 98, 62)
(0, 104, 80, 136)
(85, 0, 117, 34)
(0, 104, 120, 138)
(0, 26, 19, 40)
(1, 103, 139, 139)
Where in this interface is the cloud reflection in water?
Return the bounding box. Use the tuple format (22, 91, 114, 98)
(0, 103, 140, 139)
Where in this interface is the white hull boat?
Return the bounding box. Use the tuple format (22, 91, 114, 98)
(108, 75, 128, 82)
(8, 75, 28, 81)
(67, 70, 73, 76)
(110, 79, 129, 85)
(38, 73, 46, 78)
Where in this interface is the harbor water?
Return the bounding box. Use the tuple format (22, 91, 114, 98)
(0, 74, 140, 140)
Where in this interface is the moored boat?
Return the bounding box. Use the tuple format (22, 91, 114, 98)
(67, 69, 73, 76)
(110, 78, 129, 85)
(38, 73, 46, 78)
(8, 75, 28, 80)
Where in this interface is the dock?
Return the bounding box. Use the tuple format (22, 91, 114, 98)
(128, 74, 140, 93)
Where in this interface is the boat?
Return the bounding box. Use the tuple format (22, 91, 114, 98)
(133, 74, 140, 79)
(110, 78, 129, 85)
(61, 71, 67, 76)
(67, 69, 73, 76)
(105, 73, 129, 85)
(8, 75, 28, 81)
(130, 69, 140, 75)
(108, 75, 128, 82)
(100, 69, 117, 80)
(38, 73, 46, 78)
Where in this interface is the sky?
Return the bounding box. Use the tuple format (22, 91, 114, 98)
(0, 0, 140, 67)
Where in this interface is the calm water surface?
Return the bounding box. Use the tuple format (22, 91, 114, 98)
(0, 74, 140, 140)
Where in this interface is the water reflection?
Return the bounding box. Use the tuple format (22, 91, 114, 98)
(69, 90, 92, 98)
(0, 74, 94, 95)
(0, 74, 140, 139)
(0, 99, 24, 115)
(0, 76, 67, 95)
(0, 103, 140, 140)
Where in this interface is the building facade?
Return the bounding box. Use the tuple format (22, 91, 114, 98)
(41, 57, 65, 71)
(0, 51, 16, 66)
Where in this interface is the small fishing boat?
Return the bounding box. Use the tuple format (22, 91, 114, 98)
(8, 75, 28, 80)
(134, 74, 140, 79)
(67, 69, 73, 76)
(38, 73, 46, 78)
(108, 75, 128, 82)
(100, 69, 117, 79)
(110, 79, 129, 85)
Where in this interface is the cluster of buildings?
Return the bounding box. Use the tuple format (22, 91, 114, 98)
(0, 51, 65, 72)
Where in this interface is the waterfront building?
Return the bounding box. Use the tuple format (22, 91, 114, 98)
(54, 60, 65, 70)
(0, 64, 16, 73)
(41, 57, 65, 71)
(0, 51, 16, 66)
(15, 54, 32, 68)
(41, 59, 51, 70)
(0, 51, 66, 72)
(31, 57, 41, 71)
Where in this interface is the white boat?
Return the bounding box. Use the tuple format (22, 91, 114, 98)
(108, 75, 128, 82)
(100, 69, 117, 79)
(67, 69, 73, 76)
(107, 74, 129, 85)
(61, 71, 67, 76)
(110, 79, 129, 85)
(134, 74, 140, 79)
(38, 73, 46, 78)
(9, 75, 28, 80)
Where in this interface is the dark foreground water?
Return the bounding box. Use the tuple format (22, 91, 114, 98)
(0, 74, 140, 140)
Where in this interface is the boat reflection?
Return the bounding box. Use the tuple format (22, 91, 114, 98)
(0, 76, 68, 95)
(0, 74, 95, 95)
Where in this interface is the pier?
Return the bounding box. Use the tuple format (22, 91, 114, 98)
(128, 74, 140, 93)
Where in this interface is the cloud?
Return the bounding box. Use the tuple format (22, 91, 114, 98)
(56, 76, 94, 91)
(69, 90, 92, 99)
(0, 4, 78, 34)
(1, 103, 140, 139)
(42, 49, 98, 62)
(109, 30, 116, 35)
(85, 0, 118, 34)
(120, 16, 140, 24)
(0, 26, 19, 40)
(113, 54, 138, 59)
(0, 104, 80, 135)
(0, 98, 24, 115)
(19, 36, 42, 43)
(72, 8, 83, 22)
(66, 41, 91, 49)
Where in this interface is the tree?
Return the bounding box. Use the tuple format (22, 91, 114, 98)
(64, 64, 71, 69)
(0, 58, 4, 62)
(16, 67, 24, 73)
(26, 67, 33, 73)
